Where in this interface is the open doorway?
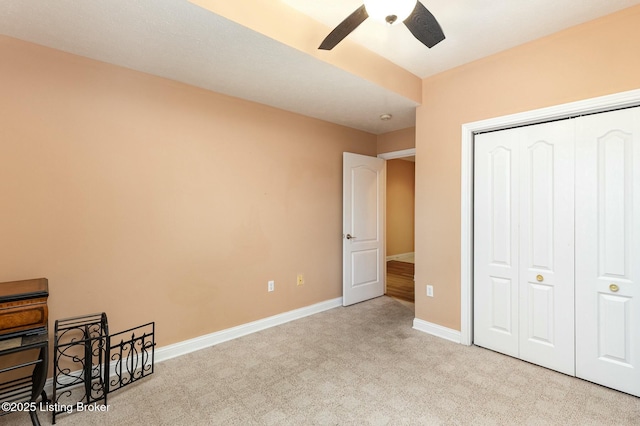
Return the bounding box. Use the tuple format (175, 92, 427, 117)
(379, 149, 415, 306)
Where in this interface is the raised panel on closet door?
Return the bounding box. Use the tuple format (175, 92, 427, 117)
(575, 107, 640, 397)
(474, 128, 520, 357)
(518, 120, 575, 376)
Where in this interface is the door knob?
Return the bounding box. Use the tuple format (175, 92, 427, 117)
(609, 284, 619, 292)
(536, 275, 544, 282)
(345, 234, 356, 240)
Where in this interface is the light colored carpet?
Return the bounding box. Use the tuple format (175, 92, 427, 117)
(3, 296, 639, 425)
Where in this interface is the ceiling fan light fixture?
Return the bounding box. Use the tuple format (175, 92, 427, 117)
(364, 0, 417, 25)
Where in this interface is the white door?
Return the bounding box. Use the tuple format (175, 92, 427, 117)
(343, 152, 385, 306)
(575, 107, 640, 397)
(518, 120, 575, 376)
(474, 120, 575, 375)
(474, 127, 521, 357)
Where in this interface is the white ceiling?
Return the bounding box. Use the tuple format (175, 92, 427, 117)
(285, 0, 640, 78)
(1, 0, 639, 134)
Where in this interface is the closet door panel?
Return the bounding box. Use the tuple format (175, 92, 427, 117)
(575, 107, 640, 397)
(518, 120, 575, 375)
(474, 129, 520, 357)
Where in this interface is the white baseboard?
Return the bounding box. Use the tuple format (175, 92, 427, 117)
(42, 297, 343, 396)
(386, 252, 415, 262)
(413, 318, 461, 344)
(156, 297, 343, 362)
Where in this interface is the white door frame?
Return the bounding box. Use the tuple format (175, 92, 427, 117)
(378, 148, 416, 298)
(378, 148, 416, 161)
(459, 88, 640, 346)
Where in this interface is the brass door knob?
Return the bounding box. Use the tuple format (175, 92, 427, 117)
(536, 275, 544, 282)
(610, 284, 619, 292)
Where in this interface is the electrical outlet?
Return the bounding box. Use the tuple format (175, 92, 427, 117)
(297, 274, 304, 286)
(426, 285, 434, 297)
(268, 280, 275, 292)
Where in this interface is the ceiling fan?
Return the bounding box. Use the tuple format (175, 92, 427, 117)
(319, 0, 445, 50)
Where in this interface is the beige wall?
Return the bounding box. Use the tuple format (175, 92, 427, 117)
(415, 5, 640, 330)
(0, 37, 376, 348)
(377, 127, 415, 154)
(386, 160, 415, 257)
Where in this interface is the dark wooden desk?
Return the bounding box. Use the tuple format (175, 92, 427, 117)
(0, 333, 48, 426)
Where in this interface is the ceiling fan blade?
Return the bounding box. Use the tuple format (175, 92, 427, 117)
(403, 1, 445, 48)
(319, 5, 369, 50)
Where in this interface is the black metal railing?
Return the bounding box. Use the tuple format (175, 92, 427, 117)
(106, 322, 155, 393)
(52, 313, 154, 424)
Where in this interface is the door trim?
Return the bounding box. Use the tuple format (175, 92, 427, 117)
(378, 148, 416, 160)
(460, 88, 640, 346)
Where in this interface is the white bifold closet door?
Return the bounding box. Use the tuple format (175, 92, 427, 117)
(473, 119, 576, 376)
(474, 107, 640, 397)
(575, 107, 640, 397)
